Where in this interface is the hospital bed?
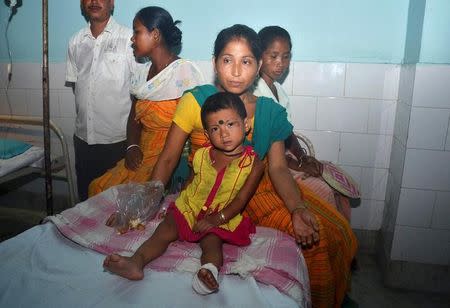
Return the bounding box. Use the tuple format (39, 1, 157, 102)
(0, 188, 311, 308)
(0, 115, 76, 210)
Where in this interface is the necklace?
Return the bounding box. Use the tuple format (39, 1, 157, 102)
(210, 149, 244, 165)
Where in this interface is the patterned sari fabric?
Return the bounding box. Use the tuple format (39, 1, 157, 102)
(175, 85, 357, 308)
(89, 99, 178, 196)
(88, 59, 204, 197)
(254, 77, 355, 222)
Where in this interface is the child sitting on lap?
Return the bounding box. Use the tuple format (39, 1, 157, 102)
(103, 92, 263, 295)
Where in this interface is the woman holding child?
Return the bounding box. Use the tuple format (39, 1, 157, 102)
(88, 6, 203, 196)
(146, 24, 357, 307)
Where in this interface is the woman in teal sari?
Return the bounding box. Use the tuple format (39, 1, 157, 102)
(147, 24, 357, 308)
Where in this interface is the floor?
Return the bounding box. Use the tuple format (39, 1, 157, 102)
(349, 254, 449, 308)
(0, 202, 449, 307)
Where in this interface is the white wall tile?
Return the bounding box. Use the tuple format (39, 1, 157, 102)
(0, 89, 11, 114)
(292, 62, 345, 97)
(361, 168, 388, 200)
(345, 63, 400, 100)
(412, 65, 450, 109)
(383, 173, 401, 234)
(393, 100, 411, 146)
(431, 192, 450, 230)
(0, 63, 8, 89)
(351, 199, 384, 230)
(26, 89, 43, 117)
(289, 96, 317, 130)
(389, 137, 406, 186)
(50, 90, 61, 118)
(391, 226, 450, 265)
(317, 97, 369, 133)
(49, 63, 68, 90)
(396, 188, 435, 228)
(6, 89, 28, 115)
(339, 133, 392, 168)
(25, 89, 60, 118)
(299, 129, 340, 162)
(280, 63, 293, 95)
(407, 107, 450, 150)
(368, 100, 396, 135)
(402, 149, 450, 191)
(50, 140, 64, 157)
(59, 89, 76, 118)
(446, 123, 450, 152)
(52, 117, 75, 140)
(194, 60, 215, 85)
(397, 64, 416, 105)
(10, 63, 42, 89)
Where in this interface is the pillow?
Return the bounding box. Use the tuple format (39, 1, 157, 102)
(321, 161, 360, 199)
(0, 139, 33, 159)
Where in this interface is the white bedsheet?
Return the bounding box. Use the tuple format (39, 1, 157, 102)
(0, 145, 44, 177)
(0, 223, 298, 308)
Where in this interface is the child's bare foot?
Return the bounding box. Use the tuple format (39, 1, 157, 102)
(103, 254, 144, 280)
(198, 268, 219, 291)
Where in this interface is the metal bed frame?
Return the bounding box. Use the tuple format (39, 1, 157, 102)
(0, 115, 76, 211)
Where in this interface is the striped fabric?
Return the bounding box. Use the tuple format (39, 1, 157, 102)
(244, 169, 358, 308)
(88, 99, 179, 196)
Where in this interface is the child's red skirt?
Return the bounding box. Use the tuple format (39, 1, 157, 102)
(168, 203, 255, 246)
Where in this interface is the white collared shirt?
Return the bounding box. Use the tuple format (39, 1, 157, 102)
(253, 77, 292, 122)
(66, 17, 141, 145)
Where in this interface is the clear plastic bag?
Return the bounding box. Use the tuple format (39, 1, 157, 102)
(112, 181, 164, 234)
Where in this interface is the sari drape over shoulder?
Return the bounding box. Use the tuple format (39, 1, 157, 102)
(174, 85, 357, 308)
(88, 60, 204, 197)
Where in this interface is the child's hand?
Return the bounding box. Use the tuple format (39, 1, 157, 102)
(192, 216, 217, 233)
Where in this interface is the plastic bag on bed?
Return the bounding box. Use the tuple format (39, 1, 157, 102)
(112, 181, 164, 234)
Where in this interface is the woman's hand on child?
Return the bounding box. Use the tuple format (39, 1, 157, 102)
(125, 147, 143, 171)
(291, 208, 320, 248)
(192, 214, 221, 233)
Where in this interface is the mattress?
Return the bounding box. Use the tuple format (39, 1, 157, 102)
(0, 223, 298, 307)
(0, 145, 44, 177)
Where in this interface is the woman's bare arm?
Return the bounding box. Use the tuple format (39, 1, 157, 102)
(106, 122, 188, 228)
(150, 123, 189, 186)
(267, 141, 319, 246)
(125, 97, 144, 171)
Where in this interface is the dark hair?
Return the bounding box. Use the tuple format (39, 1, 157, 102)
(258, 26, 292, 52)
(135, 6, 182, 49)
(201, 92, 247, 129)
(213, 24, 262, 61)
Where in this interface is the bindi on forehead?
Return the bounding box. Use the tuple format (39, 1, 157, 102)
(218, 120, 224, 125)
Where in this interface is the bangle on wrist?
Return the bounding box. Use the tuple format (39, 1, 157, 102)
(298, 156, 303, 168)
(126, 144, 140, 151)
(219, 211, 226, 224)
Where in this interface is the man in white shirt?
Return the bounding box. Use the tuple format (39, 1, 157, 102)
(66, 0, 139, 201)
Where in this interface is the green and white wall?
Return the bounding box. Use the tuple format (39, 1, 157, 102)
(0, 0, 448, 292)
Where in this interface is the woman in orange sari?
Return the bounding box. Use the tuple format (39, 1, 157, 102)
(147, 25, 357, 307)
(88, 6, 203, 197)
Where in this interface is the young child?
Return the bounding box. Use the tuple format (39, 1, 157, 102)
(103, 92, 263, 295)
(255, 26, 355, 222)
(254, 26, 322, 177)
